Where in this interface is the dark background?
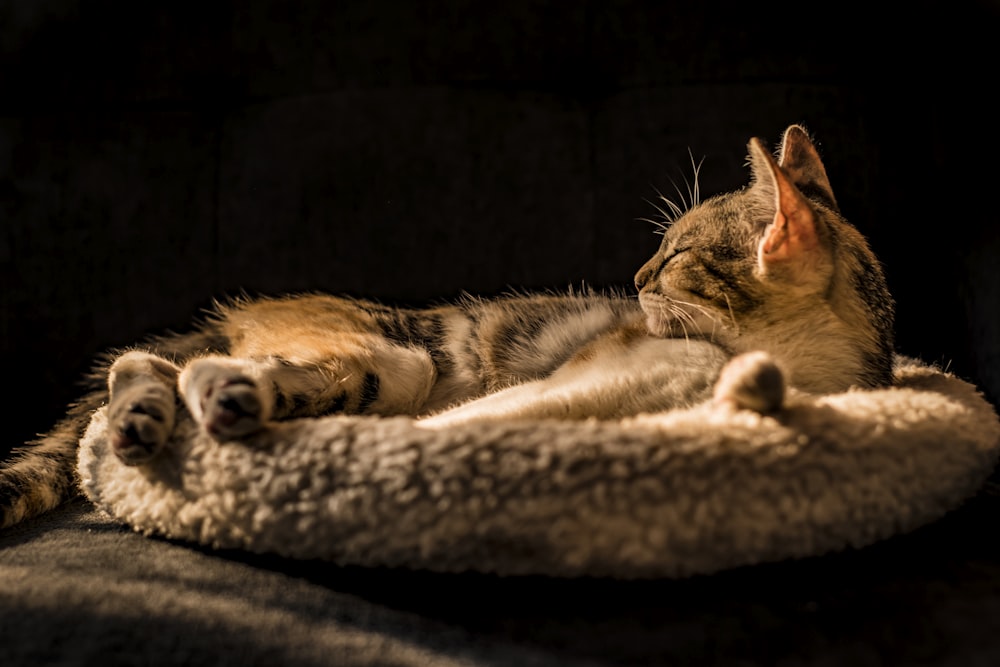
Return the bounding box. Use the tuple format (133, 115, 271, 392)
(4, 4, 1000, 666)
(1, 0, 998, 458)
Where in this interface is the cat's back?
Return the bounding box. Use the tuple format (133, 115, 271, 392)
(454, 290, 646, 390)
(208, 289, 646, 400)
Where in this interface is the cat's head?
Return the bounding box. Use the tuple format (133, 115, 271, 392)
(634, 125, 895, 392)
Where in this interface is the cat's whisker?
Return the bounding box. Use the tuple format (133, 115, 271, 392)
(678, 173, 695, 213)
(660, 296, 732, 345)
(665, 296, 713, 319)
(667, 177, 690, 215)
(719, 291, 739, 335)
(669, 313, 690, 344)
(636, 216, 670, 236)
(658, 195, 685, 220)
(645, 188, 684, 225)
(665, 302, 696, 344)
(640, 199, 669, 223)
(686, 149, 705, 208)
(651, 184, 684, 216)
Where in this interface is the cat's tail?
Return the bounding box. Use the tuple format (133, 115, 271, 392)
(0, 384, 108, 529)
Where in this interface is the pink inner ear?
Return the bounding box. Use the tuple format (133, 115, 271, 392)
(759, 165, 818, 265)
(760, 211, 791, 258)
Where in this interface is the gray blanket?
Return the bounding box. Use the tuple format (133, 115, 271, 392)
(4, 491, 1000, 666)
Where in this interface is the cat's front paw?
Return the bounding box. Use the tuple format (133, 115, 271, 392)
(713, 351, 785, 413)
(180, 358, 271, 441)
(107, 381, 176, 465)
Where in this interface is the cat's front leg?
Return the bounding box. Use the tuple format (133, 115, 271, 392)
(712, 351, 785, 413)
(421, 337, 730, 428)
(107, 351, 181, 465)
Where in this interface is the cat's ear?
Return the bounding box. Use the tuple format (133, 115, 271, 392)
(748, 136, 829, 285)
(776, 125, 838, 211)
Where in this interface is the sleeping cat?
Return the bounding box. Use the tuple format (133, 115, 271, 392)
(0, 124, 894, 529)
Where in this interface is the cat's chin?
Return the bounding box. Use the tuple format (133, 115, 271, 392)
(639, 292, 724, 339)
(643, 313, 675, 337)
(644, 315, 718, 339)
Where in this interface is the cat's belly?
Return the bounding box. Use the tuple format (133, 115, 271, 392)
(419, 336, 728, 428)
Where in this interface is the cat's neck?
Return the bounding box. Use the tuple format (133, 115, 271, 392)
(730, 313, 869, 394)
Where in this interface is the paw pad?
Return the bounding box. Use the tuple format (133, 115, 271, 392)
(714, 352, 785, 413)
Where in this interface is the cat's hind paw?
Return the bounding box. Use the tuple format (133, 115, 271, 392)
(107, 351, 180, 465)
(180, 358, 271, 441)
(108, 380, 177, 465)
(713, 351, 785, 413)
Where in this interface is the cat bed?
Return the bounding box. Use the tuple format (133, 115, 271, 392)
(76, 356, 1000, 579)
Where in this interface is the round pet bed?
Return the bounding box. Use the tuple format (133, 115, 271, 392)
(77, 357, 1000, 578)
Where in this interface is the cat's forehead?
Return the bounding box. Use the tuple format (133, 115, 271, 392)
(666, 192, 756, 242)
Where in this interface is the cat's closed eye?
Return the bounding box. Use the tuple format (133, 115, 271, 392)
(666, 246, 692, 262)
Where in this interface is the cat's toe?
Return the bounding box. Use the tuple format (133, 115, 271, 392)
(107, 383, 176, 465)
(200, 377, 265, 440)
(713, 351, 785, 413)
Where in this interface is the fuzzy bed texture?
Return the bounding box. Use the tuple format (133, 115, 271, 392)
(77, 357, 1000, 579)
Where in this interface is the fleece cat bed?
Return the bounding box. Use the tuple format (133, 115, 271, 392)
(77, 356, 1000, 579)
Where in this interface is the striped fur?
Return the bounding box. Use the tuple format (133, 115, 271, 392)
(0, 124, 895, 529)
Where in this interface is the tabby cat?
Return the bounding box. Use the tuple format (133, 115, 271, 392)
(0, 124, 894, 529)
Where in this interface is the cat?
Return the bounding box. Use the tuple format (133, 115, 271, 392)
(0, 124, 895, 529)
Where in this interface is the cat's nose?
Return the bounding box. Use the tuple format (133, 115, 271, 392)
(634, 261, 654, 291)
